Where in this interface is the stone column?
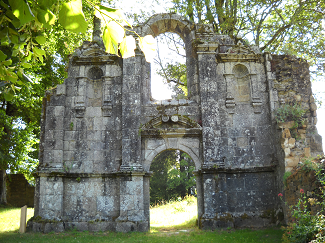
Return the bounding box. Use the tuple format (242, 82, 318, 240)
(38, 176, 64, 221)
(120, 49, 143, 172)
(196, 42, 223, 167)
(117, 47, 146, 232)
(250, 74, 262, 113)
(223, 74, 236, 113)
(102, 76, 113, 117)
(116, 172, 148, 232)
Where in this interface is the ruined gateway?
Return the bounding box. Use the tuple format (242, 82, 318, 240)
(32, 13, 323, 232)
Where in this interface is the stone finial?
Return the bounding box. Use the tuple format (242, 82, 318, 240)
(92, 16, 104, 48)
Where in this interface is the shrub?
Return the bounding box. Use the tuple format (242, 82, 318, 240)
(282, 158, 325, 242)
(275, 103, 306, 129)
(282, 190, 317, 243)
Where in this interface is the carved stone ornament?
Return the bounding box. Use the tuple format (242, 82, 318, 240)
(75, 104, 86, 118)
(217, 41, 261, 62)
(226, 41, 256, 54)
(171, 115, 179, 122)
(162, 115, 169, 122)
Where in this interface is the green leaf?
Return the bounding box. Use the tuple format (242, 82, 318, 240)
(120, 36, 136, 59)
(8, 27, 18, 36)
(2, 59, 12, 66)
(9, 0, 34, 26)
(38, 0, 56, 9)
(6, 70, 18, 82)
(12, 49, 19, 57)
(33, 47, 46, 56)
(35, 36, 46, 45)
(0, 51, 7, 62)
(96, 5, 131, 27)
(59, 0, 87, 34)
(21, 62, 32, 68)
(139, 35, 156, 63)
(9, 34, 18, 44)
(25, 51, 32, 61)
(5, 9, 22, 28)
(3, 89, 14, 101)
(36, 8, 56, 28)
(102, 22, 124, 55)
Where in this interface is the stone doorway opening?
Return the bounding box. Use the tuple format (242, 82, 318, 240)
(149, 149, 197, 228)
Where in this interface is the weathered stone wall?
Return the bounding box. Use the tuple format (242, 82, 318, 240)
(271, 55, 322, 165)
(6, 174, 34, 207)
(269, 55, 323, 223)
(32, 13, 323, 232)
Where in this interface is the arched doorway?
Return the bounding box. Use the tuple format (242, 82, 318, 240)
(140, 114, 203, 230)
(149, 149, 197, 229)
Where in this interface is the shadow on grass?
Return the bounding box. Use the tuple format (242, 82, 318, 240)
(0, 204, 284, 242)
(0, 227, 284, 243)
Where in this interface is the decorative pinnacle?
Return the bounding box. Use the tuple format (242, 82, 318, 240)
(92, 16, 104, 47)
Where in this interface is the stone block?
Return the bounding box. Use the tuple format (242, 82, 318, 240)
(106, 64, 122, 77)
(288, 138, 296, 148)
(278, 121, 295, 129)
(284, 148, 291, 158)
(298, 129, 306, 134)
(116, 222, 137, 232)
(285, 156, 299, 167)
(85, 107, 102, 118)
(282, 128, 291, 138)
(32, 222, 44, 232)
(304, 147, 311, 158)
(237, 137, 248, 147)
(281, 138, 288, 149)
(44, 223, 64, 233)
(146, 139, 164, 150)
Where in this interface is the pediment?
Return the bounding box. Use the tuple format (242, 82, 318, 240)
(226, 41, 257, 55)
(217, 42, 261, 62)
(142, 115, 201, 129)
(141, 115, 202, 137)
(71, 41, 117, 65)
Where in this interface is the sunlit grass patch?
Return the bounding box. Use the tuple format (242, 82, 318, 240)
(0, 200, 284, 243)
(150, 195, 197, 231)
(0, 206, 34, 233)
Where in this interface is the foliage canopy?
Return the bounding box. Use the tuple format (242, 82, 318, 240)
(150, 150, 196, 204)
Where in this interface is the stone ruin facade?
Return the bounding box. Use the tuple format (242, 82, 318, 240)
(31, 13, 323, 232)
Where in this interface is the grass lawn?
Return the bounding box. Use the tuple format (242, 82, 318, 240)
(0, 197, 284, 243)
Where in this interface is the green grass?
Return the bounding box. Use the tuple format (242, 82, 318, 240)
(0, 205, 34, 233)
(0, 198, 284, 243)
(150, 196, 197, 231)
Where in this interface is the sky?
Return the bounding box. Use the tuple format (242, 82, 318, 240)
(110, 0, 325, 150)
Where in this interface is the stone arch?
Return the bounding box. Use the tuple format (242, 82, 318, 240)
(140, 13, 198, 102)
(141, 115, 202, 171)
(232, 64, 249, 78)
(87, 66, 103, 80)
(141, 13, 194, 40)
(232, 64, 251, 103)
(142, 137, 201, 172)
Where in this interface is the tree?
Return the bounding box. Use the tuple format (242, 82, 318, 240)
(170, 0, 325, 75)
(0, 0, 156, 204)
(154, 32, 188, 99)
(0, 0, 97, 204)
(0, 0, 156, 101)
(150, 150, 196, 204)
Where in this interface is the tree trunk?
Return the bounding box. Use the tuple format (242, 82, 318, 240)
(179, 153, 186, 198)
(0, 169, 7, 204)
